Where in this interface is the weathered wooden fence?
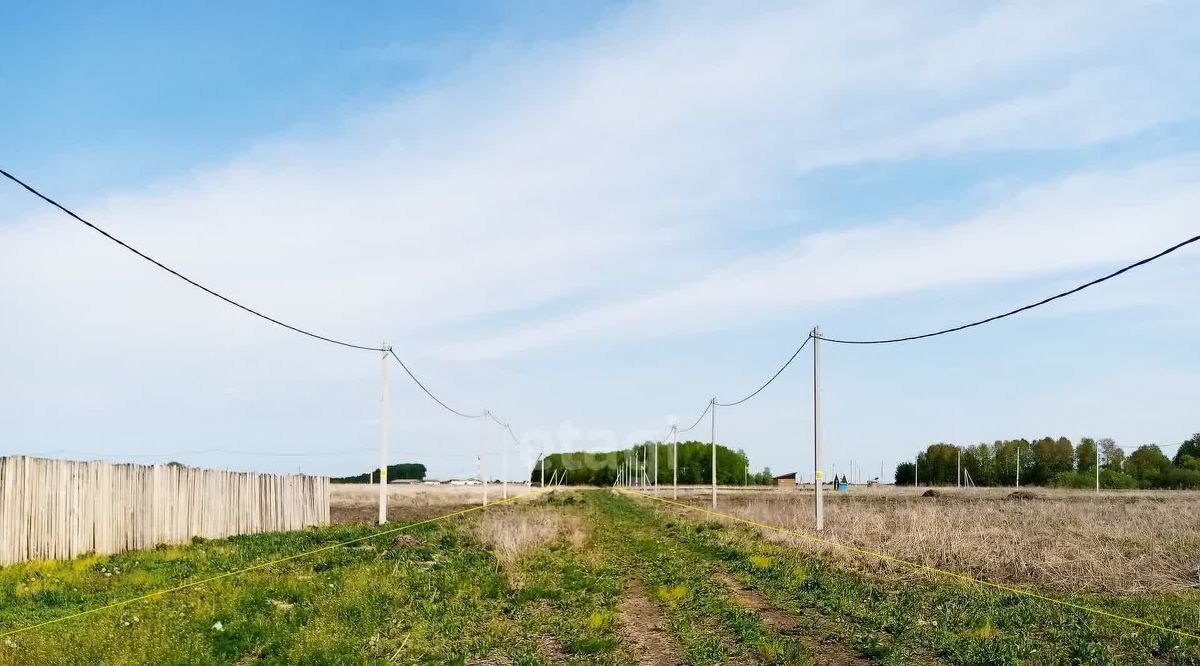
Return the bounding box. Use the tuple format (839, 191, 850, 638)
(0, 456, 329, 565)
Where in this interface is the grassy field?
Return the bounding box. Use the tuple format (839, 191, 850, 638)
(668, 485, 1200, 593)
(0, 488, 1197, 665)
(329, 483, 537, 524)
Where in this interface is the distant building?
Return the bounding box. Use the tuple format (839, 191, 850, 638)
(773, 472, 797, 488)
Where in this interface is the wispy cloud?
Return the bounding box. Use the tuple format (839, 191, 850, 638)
(2, 0, 1197, 472)
(436, 158, 1200, 359)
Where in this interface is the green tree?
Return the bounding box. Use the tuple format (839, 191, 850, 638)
(334, 462, 427, 484)
(1173, 433, 1200, 466)
(1075, 437, 1097, 472)
(538, 441, 751, 486)
(1125, 445, 1171, 488)
(894, 462, 916, 486)
(964, 442, 996, 485)
(916, 443, 960, 485)
(1178, 455, 1200, 473)
(1098, 438, 1124, 472)
(1030, 436, 1073, 485)
(992, 439, 1031, 486)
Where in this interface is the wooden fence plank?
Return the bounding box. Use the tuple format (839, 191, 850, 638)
(0, 456, 329, 565)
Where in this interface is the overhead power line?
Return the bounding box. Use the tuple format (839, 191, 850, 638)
(715, 334, 812, 407)
(818, 234, 1200, 345)
(2, 168, 501, 422)
(670, 233, 1198, 450)
(1, 168, 385, 353)
(388, 349, 487, 419)
(678, 399, 714, 433)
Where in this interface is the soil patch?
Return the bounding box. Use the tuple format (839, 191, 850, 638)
(537, 635, 568, 661)
(715, 572, 872, 666)
(392, 534, 422, 548)
(618, 579, 684, 665)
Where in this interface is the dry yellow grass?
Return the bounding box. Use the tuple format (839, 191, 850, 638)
(329, 483, 538, 523)
(474, 506, 585, 565)
(666, 486, 1200, 593)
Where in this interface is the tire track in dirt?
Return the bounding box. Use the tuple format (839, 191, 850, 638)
(618, 579, 685, 666)
(715, 572, 873, 666)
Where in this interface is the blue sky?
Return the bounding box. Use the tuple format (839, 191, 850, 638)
(2, 0, 1199, 481)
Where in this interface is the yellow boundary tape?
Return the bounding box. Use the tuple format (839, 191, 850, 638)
(0, 488, 546, 640)
(619, 488, 1200, 641)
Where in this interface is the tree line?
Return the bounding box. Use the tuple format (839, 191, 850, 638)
(533, 441, 774, 486)
(895, 433, 1200, 489)
(331, 462, 427, 484)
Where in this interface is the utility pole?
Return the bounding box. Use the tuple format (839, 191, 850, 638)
(540, 452, 545, 488)
(654, 440, 659, 496)
(914, 456, 918, 487)
(1096, 451, 1101, 494)
(478, 454, 487, 505)
(1016, 447, 1020, 489)
(378, 344, 390, 525)
(643, 446, 648, 490)
(957, 448, 961, 488)
(672, 425, 678, 500)
(710, 399, 717, 509)
(481, 421, 489, 505)
(813, 327, 823, 531)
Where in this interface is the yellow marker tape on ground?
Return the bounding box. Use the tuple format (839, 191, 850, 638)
(619, 488, 1200, 642)
(0, 488, 545, 640)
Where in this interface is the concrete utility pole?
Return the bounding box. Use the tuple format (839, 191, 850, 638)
(540, 452, 545, 488)
(478, 454, 487, 505)
(672, 425, 678, 500)
(481, 423, 489, 505)
(1016, 447, 1020, 489)
(378, 344, 390, 525)
(1096, 451, 1101, 494)
(654, 441, 659, 496)
(813, 327, 823, 531)
(957, 448, 961, 488)
(914, 456, 918, 487)
(710, 399, 717, 509)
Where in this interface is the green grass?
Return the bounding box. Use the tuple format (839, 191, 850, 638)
(0, 507, 627, 665)
(1, 491, 1197, 665)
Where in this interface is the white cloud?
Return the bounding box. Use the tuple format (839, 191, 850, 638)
(438, 158, 1200, 359)
(5, 1, 1188, 351)
(1, 0, 1196, 470)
